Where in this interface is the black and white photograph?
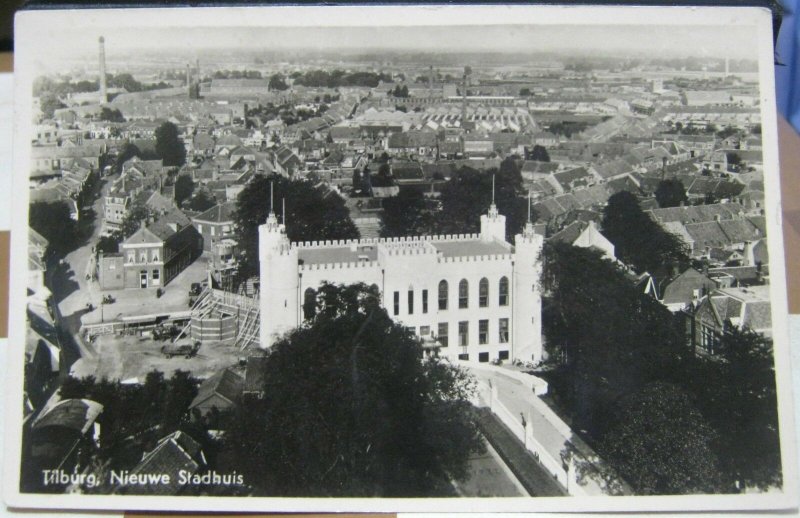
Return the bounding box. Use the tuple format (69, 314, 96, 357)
(4, 4, 797, 513)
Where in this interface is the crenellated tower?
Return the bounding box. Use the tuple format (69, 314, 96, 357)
(512, 218, 544, 363)
(480, 176, 506, 242)
(259, 206, 298, 348)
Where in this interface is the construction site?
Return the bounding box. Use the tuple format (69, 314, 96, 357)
(78, 278, 262, 381)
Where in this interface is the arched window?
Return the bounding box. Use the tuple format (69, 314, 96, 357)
(499, 276, 509, 306)
(459, 279, 469, 309)
(438, 280, 448, 310)
(303, 288, 317, 320)
(479, 278, 489, 307)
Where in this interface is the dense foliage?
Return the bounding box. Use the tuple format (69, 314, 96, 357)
(154, 122, 187, 167)
(29, 201, 80, 255)
(292, 69, 392, 88)
(222, 283, 482, 496)
(602, 191, 689, 275)
(233, 173, 360, 279)
(654, 179, 688, 208)
(541, 242, 782, 494)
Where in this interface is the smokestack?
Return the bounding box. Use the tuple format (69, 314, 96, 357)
(428, 65, 433, 94)
(462, 66, 471, 129)
(98, 36, 108, 103)
(186, 63, 192, 98)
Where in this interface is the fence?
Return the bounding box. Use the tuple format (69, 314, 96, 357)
(474, 378, 626, 496)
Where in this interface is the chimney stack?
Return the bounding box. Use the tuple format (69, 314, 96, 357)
(461, 66, 471, 129)
(186, 63, 193, 98)
(98, 36, 108, 103)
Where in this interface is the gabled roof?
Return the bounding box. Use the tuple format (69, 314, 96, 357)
(33, 398, 103, 434)
(189, 368, 244, 411)
(193, 202, 236, 224)
(244, 355, 268, 394)
(661, 268, 716, 305)
(129, 431, 205, 495)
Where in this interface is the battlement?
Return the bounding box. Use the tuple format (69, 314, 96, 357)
(438, 253, 514, 264)
(298, 260, 379, 272)
(291, 233, 484, 250)
(382, 241, 438, 256)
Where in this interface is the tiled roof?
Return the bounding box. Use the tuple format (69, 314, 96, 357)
(661, 268, 716, 305)
(32, 399, 103, 434)
(129, 431, 205, 495)
(193, 202, 236, 224)
(189, 368, 244, 411)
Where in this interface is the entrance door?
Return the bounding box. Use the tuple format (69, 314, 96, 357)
(140, 270, 148, 288)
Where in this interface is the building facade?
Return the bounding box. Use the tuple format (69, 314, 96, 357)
(258, 202, 544, 364)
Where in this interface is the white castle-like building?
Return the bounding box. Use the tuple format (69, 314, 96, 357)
(258, 200, 544, 364)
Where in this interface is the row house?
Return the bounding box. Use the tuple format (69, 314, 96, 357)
(102, 208, 202, 289)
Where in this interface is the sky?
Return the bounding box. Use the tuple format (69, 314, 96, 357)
(15, 6, 764, 73)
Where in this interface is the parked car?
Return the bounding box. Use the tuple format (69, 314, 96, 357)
(160, 340, 201, 359)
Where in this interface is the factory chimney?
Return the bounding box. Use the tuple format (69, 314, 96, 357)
(98, 36, 108, 103)
(461, 66, 471, 129)
(186, 63, 193, 98)
(428, 65, 433, 94)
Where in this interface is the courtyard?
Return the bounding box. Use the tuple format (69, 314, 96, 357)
(70, 333, 245, 382)
(81, 256, 210, 326)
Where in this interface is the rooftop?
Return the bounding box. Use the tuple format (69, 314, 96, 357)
(433, 239, 511, 258)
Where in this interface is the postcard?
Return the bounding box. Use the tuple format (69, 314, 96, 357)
(4, 4, 797, 513)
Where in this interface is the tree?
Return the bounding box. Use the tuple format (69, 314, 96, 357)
(726, 152, 742, 171)
(115, 143, 141, 174)
(519, 87, 531, 96)
(677, 328, 781, 491)
(541, 242, 686, 435)
(96, 233, 121, 255)
(529, 145, 550, 162)
(598, 382, 724, 495)
(392, 85, 409, 98)
(186, 190, 217, 212)
(222, 283, 482, 496)
(155, 121, 186, 167)
(29, 201, 79, 255)
(602, 191, 688, 275)
(55, 371, 201, 473)
(120, 200, 152, 238)
(233, 174, 360, 279)
(380, 188, 434, 238)
(40, 94, 66, 119)
(654, 179, 688, 208)
(268, 73, 289, 91)
(99, 107, 125, 122)
(436, 158, 527, 241)
(174, 174, 195, 207)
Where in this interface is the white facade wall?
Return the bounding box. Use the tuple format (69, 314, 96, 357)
(258, 207, 544, 365)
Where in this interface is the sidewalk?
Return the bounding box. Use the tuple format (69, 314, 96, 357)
(475, 408, 566, 497)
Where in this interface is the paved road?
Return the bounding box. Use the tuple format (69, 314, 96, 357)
(469, 367, 575, 479)
(51, 175, 113, 369)
(452, 438, 527, 497)
(476, 408, 566, 497)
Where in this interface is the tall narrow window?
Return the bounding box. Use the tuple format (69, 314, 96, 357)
(438, 322, 449, 347)
(393, 291, 400, 316)
(479, 319, 489, 344)
(408, 289, 414, 315)
(438, 280, 448, 310)
(458, 321, 469, 346)
(303, 288, 317, 320)
(479, 277, 489, 307)
(499, 276, 509, 306)
(422, 290, 429, 314)
(459, 279, 469, 309)
(499, 318, 509, 343)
